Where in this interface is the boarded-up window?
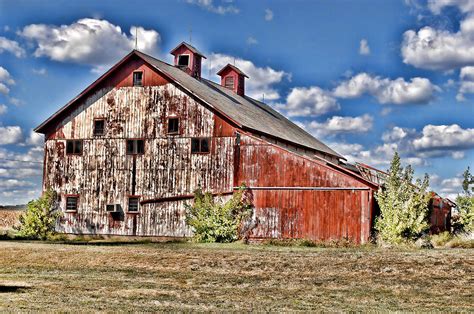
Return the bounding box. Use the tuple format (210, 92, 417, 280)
(167, 118, 179, 134)
(191, 138, 210, 154)
(133, 72, 143, 86)
(128, 197, 139, 212)
(66, 140, 83, 155)
(126, 140, 144, 155)
(178, 55, 190, 67)
(93, 119, 105, 136)
(224, 76, 234, 89)
(66, 196, 78, 212)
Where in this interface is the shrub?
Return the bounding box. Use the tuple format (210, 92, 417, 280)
(453, 167, 474, 233)
(185, 184, 253, 243)
(375, 152, 431, 245)
(430, 231, 453, 247)
(15, 189, 61, 240)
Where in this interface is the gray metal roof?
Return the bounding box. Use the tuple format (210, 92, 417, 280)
(137, 51, 342, 158)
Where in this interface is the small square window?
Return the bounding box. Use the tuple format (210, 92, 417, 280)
(128, 197, 139, 212)
(178, 55, 190, 67)
(191, 138, 210, 154)
(66, 196, 78, 212)
(93, 119, 105, 136)
(167, 118, 179, 134)
(106, 204, 116, 212)
(133, 72, 143, 86)
(224, 76, 234, 89)
(66, 140, 83, 155)
(126, 139, 145, 155)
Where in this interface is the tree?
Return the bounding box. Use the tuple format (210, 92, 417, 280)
(455, 167, 474, 233)
(375, 152, 431, 244)
(16, 189, 61, 240)
(185, 185, 253, 243)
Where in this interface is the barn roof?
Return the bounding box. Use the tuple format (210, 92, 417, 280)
(35, 50, 342, 159)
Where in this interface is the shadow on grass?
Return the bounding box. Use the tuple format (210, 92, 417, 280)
(0, 285, 31, 293)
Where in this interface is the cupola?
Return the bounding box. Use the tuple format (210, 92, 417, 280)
(170, 42, 206, 79)
(217, 64, 248, 97)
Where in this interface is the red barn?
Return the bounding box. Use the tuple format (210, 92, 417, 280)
(35, 42, 385, 244)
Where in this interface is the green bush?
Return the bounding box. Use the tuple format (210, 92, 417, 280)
(185, 185, 253, 243)
(453, 167, 474, 233)
(15, 189, 61, 240)
(375, 152, 431, 245)
(430, 231, 453, 247)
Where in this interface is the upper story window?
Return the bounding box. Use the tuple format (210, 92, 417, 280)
(66, 140, 83, 155)
(93, 119, 105, 136)
(178, 55, 190, 67)
(133, 71, 143, 86)
(128, 197, 139, 212)
(224, 76, 234, 89)
(66, 196, 78, 212)
(167, 118, 179, 134)
(191, 138, 210, 154)
(126, 139, 144, 155)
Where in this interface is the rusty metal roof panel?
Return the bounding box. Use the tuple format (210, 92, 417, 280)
(137, 51, 342, 158)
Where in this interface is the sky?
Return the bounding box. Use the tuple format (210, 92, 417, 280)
(0, 0, 473, 204)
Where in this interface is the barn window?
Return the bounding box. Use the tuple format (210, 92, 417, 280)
(66, 140, 83, 155)
(128, 197, 139, 212)
(191, 138, 210, 154)
(224, 76, 234, 89)
(167, 118, 179, 134)
(93, 119, 105, 136)
(126, 139, 144, 155)
(66, 196, 78, 212)
(178, 55, 190, 67)
(133, 71, 143, 86)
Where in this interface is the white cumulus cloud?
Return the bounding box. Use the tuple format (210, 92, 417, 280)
(412, 124, 474, 151)
(186, 0, 239, 14)
(427, 0, 474, 14)
(359, 39, 370, 55)
(305, 114, 374, 138)
(265, 9, 274, 21)
(0, 104, 7, 115)
(333, 72, 438, 104)
(456, 66, 474, 100)
(19, 18, 160, 71)
(277, 86, 340, 117)
(0, 126, 23, 145)
(401, 15, 474, 70)
(0, 36, 26, 58)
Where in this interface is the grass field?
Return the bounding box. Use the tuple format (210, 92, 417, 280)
(0, 241, 473, 311)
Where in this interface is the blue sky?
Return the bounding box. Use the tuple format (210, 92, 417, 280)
(0, 0, 473, 204)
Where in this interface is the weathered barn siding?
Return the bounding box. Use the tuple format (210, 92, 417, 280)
(429, 194, 452, 234)
(41, 50, 376, 242)
(44, 65, 237, 235)
(237, 135, 374, 243)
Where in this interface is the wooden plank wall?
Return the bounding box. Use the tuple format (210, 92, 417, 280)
(237, 135, 374, 244)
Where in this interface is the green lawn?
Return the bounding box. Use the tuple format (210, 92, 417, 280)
(0, 241, 473, 311)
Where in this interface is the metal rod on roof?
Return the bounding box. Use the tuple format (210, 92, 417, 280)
(135, 28, 138, 50)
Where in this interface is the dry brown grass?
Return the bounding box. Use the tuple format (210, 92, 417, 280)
(0, 241, 473, 311)
(0, 210, 22, 231)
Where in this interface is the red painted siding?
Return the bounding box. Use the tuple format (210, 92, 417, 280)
(237, 135, 375, 244)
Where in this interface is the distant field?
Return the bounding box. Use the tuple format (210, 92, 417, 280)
(0, 210, 23, 232)
(0, 241, 473, 311)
